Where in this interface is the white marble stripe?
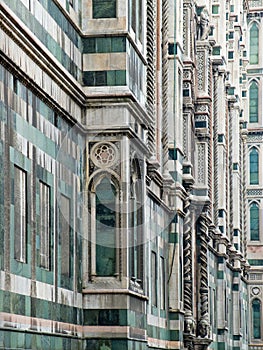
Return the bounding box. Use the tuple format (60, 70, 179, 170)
(0, 28, 82, 121)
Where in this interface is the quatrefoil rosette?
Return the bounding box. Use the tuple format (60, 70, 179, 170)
(90, 142, 119, 169)
(252, 287, 261, 296)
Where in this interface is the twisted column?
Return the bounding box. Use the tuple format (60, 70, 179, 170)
(242, 135, 247, 259)
(197, 213, 210, 338)
(146, 0, 156, 157)
(228, 104, 234, 243)
(162, 0, 169, 174)
(183, 192, 195, 350)
(213, 71, 219, 227)
(183, 193, 195, 349)
(183, 196, 193, 316)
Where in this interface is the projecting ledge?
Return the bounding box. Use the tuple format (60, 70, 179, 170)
(194, 337, 213, 350)
(82, 288, 149, 301)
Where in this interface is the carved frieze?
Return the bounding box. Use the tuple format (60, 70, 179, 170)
(197, 143, 206, 184)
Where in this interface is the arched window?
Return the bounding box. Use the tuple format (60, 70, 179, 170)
(95, 177, 117, 276)
(249, 82, 259, 123)
(130, 159, 143, 285)
(250, 202, 260, 241)
(252, 299, 261, 339)
(250, 22, 259, 64)
(250, 148, 259, 184)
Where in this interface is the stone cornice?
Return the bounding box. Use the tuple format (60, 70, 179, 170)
(0, 1, 157, 139)
(0, 49, 87, 133)
(0, 2, 85, 103)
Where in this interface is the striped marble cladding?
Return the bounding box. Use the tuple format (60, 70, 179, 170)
(0, 66, 83, 155)
(215, 259, 248, 349)
(0, 64, 83, 289)
(0, 29, 82, 122)
(206, 249, 249, 350)
(0, 291, 82, 325)
(2, 0, 82, 81)
(82, 37, 146, 104)
(0, 329, 82, 350)
(145, 196, 175, 346)
(2, 0, 147, 105)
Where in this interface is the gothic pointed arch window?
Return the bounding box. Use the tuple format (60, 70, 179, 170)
(89, 175, 119, 277)
(249, 82, 259, 123)
(250, 147, 259, 184)
(250, 202, 260, 241)
(129, 158, 143, 286)
(252, 299, 261, 339)
(96, 177, 117, 276)
(250, 22, 259, 64)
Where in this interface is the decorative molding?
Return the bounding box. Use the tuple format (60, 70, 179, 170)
(197, 51, 205, 91)
(250, 273, 263, 281)
(247, 134, 263, 142)
(247, 189, 263, 196)
(197, 143, 206, 184)
(196, 105, 208, 113)
(195, 115, 207, 122)
(249, 0, 263, 8)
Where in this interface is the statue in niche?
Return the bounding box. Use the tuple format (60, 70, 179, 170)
(197, 6, 211, 40)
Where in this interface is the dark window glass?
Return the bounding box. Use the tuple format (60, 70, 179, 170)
(96, 178, 116, 276)
(95, 71, 107, 86)
(129, 161, 143, 284)
(130, 0, 143, 42)
(228, 51, 234, 59)
(250, 203, 259, 241)
(131, 0, 136, 32)
(93, 0, 116, 18)
(250, 22, 259, 64)
(83, 71, 95, 86)
(249, 82, 259, 123)
(253, 299, 261, 339)
(250, 148, 259, 184)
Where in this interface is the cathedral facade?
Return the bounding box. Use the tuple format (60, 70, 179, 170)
(0, 0, 262, 349)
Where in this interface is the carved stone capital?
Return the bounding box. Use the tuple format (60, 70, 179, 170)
(194, 337, 213, 350)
